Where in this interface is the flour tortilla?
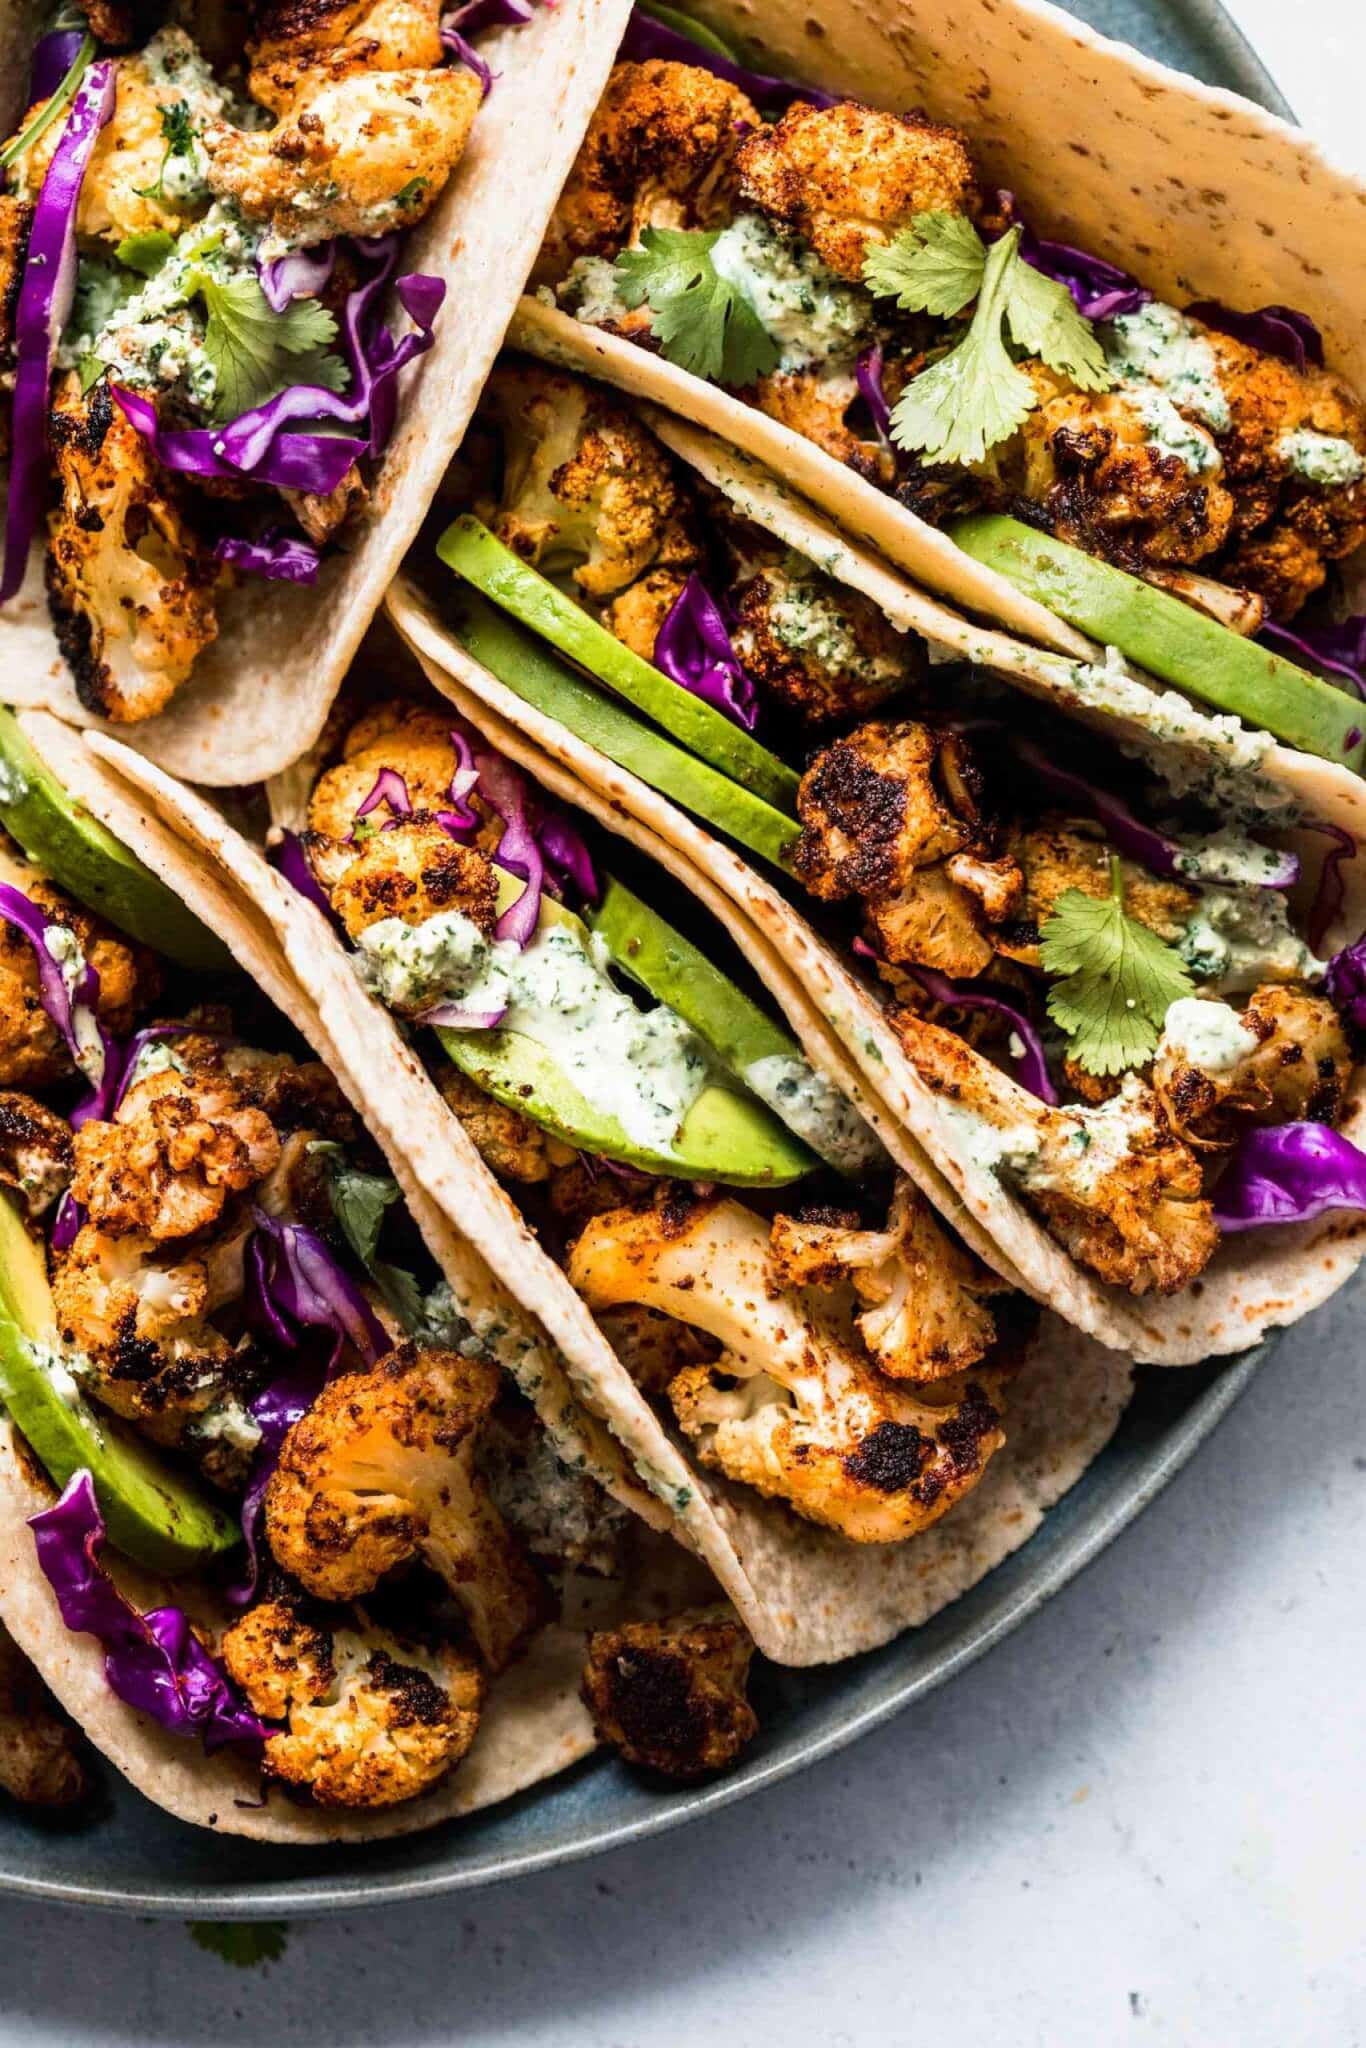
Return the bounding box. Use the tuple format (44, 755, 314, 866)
(511, 0, 1366, 654)
(0, 0, 635, 784)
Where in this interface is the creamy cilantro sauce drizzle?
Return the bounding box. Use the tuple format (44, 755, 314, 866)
(706, 214, 872, 372)
(1178, 886, 1325, 992)
(1169, 830, 1295, 888)
(1276, 428, 1365, 487)
(41, 925, 106, 1090)
(1104, 303, 1231, 432)
(1129, 387, 1220, 474)
(1157, 997, 1258, 1071)
(742, 1054, 886, 1174)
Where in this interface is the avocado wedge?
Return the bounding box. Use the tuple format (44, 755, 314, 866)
(447, 590, 800, 871)
(0, 1195, 238, 1575)
(437, 517, 801, 813)
(435, 877, 813, 1184)
(0, 709, 232, 969)
(948, 515, 1366, 771)
(637, 3, 740, 57)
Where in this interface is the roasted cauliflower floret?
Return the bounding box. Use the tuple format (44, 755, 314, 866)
(996, 819, 1197, 968)
(537, 60, 759, 281)
(582, 1605, 758, 1780)
(480, 363, 700, 600)
(13, 30, 230, 243)
(205, 62, 479, 252)
(769, 1180, 1002, 1383)
(1000, 365, 1235, 569)
(325, 815, 498, 950)
(895, 1014, 1218, 1295)
(245, 0, 446, 116)
(0, 861, 155, 1089)
(306, 703, 468, 842)
(595, 1302, 719, 1399)
(46, 377, 219, 723)
(0, 1623, 87, 1810)
(221, 1594, 482, 1809)
(737, 100, 980, 283)
(0, 1093, 73, 1217)
(568, 1197, 1005, 1542)
(728, 551, 919, 727)
(601, 567, 692, 663)
(1153, 987, 1351, 1148)
(750, 364, 890, 479)
(437, 1064, 559, 1184)
(265, 1343, 547, 1672)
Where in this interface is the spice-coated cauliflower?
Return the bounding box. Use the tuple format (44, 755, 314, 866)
(581, 1605, 758, 1779)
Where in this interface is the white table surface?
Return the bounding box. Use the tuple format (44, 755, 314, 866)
(4, 5, 1365, 2042)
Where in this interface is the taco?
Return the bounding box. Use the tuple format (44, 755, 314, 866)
(381, 356, 1366, 1367)
(509, 2, 1366, 778)
(83, 619, 1132, 1671)
(0, 0, 633, 784)
(0, 700, 762, 1837)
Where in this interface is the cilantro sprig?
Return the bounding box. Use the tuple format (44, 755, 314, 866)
(1039, 857, 1193, 1076)
(181, 267, 346, 421)
(863, 216, 1112, 466)
(614, 227, 780, 387)
(135, 100, 198, 202)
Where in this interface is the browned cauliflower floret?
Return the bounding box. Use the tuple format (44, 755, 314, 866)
(245, 0, 445, 116)
(13, 31, 229, 244)
(309, 703, 471, 839)
(480, 363, 700, 600)
(796, 723, 1019, 978)
(1153, 987, 1351, 1149)
(325, 816, 498, 951)
(595, 1302, 719, 1399)
(536, 60, 759, 282)
(769, 1179, 1002, 1383)
(265, 1342, 547, 1672)
(0, 1622, 87, 1810)
(727, 548, 919, 727)
(0, 199, 32, 455)
(737, 100, 980, 282)
(582, 1605, 757, 1779)
(750, 364, 891, 482)
(568, 1197, 1005, 1542)
(437, 1064, 560, 1184)
(1218, 526, 1327, 621)
(995, 819, 1197, 969)
(206, 61, 479, 252)
(221, 1594, 483, 1809)
(894, 1014, 1218, 1296)
(601, 567, 692, 663)
(999, 365, 1235, 570)
(0, 857, 156, 1089)
(0, 1093, 73, 1218)
(46, 377, 218, 723)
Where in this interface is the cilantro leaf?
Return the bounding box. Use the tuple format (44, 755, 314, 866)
(188, 1920, 289, 1967)
(76, 353, 108, 396)
(115, 228, 175, 277)
(135, 100, 197, 201)
(861, 212, 986, 317)
(319, 1151, 402, 1269)
(183, 269, 346, 421)
(1005, 259, 1111, 391)
(1039, 858, 1194, 1076)
(614, 228, 780, 388)
(889, 229, 1036, 466)
(372, 1259, 427, 1333)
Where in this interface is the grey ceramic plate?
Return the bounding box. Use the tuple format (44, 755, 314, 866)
(0, 0, 1294, 1918)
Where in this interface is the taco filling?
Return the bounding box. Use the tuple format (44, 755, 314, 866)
(0, 2, 550, 723)
(430, 359, 1366, 1305)
(527, 8, 1366, 754)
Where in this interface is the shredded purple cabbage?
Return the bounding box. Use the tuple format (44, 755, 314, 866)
(537, 810, 600, 906)
(214, 530, 321, 584)
(1184, 299, 1324, 373)
(351, 767, 413, 834)
(247, 1211, 389, 1373)
(30, 27, 86, 100)
(421, 996, 510, 1029)
(0, 883, 112, 1110)
(904, 962, 1058, 1104)
(442, 729, 480, 831)
(1, 61, 116, 606)
(29, 1473, 268, 1752)
(1325, 931, 1366, 1035)
(995, 191, 1149, 320)
(112, 385, 365, 497)
(268, 830, 337, 922)
(228, 1360, 326, 1609)
(440, 24, 496, 94)
(1213, 1121, 1366, 1231)
(855, 345, 893, 449)
(257, 242, 336, 313)
(654, 574, 758, 731)
(51, 1190, 83, 1252)
(618, 6, 838, 110)
(71, 1022, 191, 1133)
(1012, 739, 1297, 889)
(1303, 820, 1356, 954)
(477, 748, 547, 946)
(1258, 615, 1366, 697)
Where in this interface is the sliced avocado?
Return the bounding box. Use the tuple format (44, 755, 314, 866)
(948, 515, 1366, 772)
(0, 1195, 238, 1576)
(0, 708, 232, 970)
(437, 517, 801, 814)
(435, 877, 813, 1183)
(638, 3, 741, 58)
(446, 591, 799, 872)
(587, 875, 798, 1077)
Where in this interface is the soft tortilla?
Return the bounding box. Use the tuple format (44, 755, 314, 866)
(0, 0, 635, 785)
(510, 0, 1366, 644)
